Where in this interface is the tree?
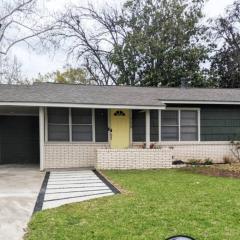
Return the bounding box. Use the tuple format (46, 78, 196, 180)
(0, 0, 52, 56)
(34, 66, 89, 85)
(210, 0, 240, 88)
(112, 0, 210, 87)
(47, 0, 210, 87)
(0, 55, 28, 84)
(0, 0, 54, 85)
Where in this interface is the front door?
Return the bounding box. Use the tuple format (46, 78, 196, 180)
(110, 109, 130, 149)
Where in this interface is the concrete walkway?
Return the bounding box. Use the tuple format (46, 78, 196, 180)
(42, 170, 115, 210)
(0, 165, 44, 240)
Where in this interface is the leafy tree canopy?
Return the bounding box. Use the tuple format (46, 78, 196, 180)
(34, 66, 89, 85)
(210, 0, 240, 88)
(45, 0, 211, 87)
(111, 0, 211, 87)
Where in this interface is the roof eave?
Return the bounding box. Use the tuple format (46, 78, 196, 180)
(0, 102, 166, 110)
(163, 100, 240, 105)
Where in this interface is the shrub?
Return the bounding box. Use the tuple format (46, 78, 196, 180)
(188, 159, 202, 165)
(203, 158, 213, 165)
(172, 160, 185, 165)
(230, 141, 240, 162)
(223, 155, 235, 164)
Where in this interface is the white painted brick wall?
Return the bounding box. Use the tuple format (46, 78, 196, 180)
(44, 142, 234, 170)
(44, 143, 109, 169)
(133, 142, 233, 163)
(97, 148, 173, 170)
(170, 142, 232, 163)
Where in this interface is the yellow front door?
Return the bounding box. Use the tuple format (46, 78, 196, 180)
(110, 109, 130, 149)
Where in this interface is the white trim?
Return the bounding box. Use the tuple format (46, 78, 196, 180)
(0, 102, 165, 110)
(39, 107, 45, 171)
(146, 110, 150, 148)
(162, 100, 240, 105)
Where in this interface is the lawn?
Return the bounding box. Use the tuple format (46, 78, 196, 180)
(25, 169, 240, 240)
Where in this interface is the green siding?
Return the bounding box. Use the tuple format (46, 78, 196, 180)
(166, 104, 240, 141)
(201, 106, 240, 141)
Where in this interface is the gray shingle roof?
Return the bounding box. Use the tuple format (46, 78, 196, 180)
(0, 83, 240, 107)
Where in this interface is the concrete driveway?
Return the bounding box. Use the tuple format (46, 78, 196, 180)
(0, 165, 44, 240)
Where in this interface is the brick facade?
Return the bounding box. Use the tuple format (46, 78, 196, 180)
(169, 142, 232, 163)
(44, 143, 109, 169)
(133, 141, 233, 163)
(96, 148, 173, 170)
(44, 142, 233, 170)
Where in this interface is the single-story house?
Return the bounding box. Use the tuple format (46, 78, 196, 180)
(0, 83, 240, 170)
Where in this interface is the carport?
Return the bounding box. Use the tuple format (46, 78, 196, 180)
(0, 107, 40, 166)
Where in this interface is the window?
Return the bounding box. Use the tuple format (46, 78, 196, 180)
(150, 110, 159, 141)
(180, 110, 198, 141)
(48, 108, 69, 141)
(95, 109, 108, 142)
(132, 110, 159, 142)
(132, 110, 146, 141)
(161, 110, 179, 141)
(47, 107, 108, 142)
(161, 109, 199, 141)
(72, 108, 92, 141)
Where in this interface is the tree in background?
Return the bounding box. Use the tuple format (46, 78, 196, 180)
(0, 0, 52, 84)
(0, 0, 52, 55)
(0, 56, 27, 84)
(45, 0, 210, 87)
(111, 0, 210, 87)
(34, 66, 89, 85)
(210, 0, 240, 88)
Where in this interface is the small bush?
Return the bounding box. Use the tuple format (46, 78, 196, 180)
(172, 160, 185, 165)
(204, 158, 213, 165)
(188, 159, 202, 165)
(223, 155, 235, 164)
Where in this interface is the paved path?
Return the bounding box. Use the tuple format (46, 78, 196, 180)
(42, 170, 115, 210)
(0, 165, 44, 240)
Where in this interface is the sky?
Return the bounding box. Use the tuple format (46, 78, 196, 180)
(10, 0, 236, 79)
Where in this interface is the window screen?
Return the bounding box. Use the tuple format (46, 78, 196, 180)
(95, 109, 108, 142)
(48, 108, 69, 141)
(72, 108, 92, 141)
(180, 110, 198, 141)
(132, 110, 146, 142)
(161, 110, 179, 141)
(150, 110, 159, 141)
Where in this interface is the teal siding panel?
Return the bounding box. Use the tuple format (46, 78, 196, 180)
(201, 106, 240, 141)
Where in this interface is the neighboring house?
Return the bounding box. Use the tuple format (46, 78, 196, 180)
(0, 83, 240, 170)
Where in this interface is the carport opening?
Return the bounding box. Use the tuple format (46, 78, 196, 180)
(0, 107, 40, 165)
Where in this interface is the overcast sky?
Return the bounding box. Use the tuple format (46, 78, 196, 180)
(11, 0, 236, 79)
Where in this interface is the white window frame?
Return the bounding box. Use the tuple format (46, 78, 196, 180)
(45, 107, 109, 143)
(159, 108, 201, 142)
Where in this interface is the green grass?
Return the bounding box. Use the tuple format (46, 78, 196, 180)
(25, 169, 240, 240)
